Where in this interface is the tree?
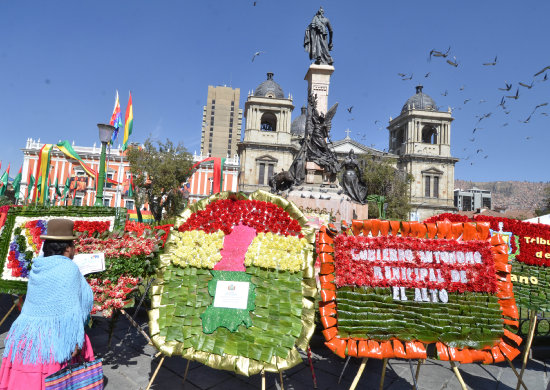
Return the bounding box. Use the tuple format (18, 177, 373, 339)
(359, 155, 412, 220)
(126, 138, 193, 222)
(0, 186, 16, 206)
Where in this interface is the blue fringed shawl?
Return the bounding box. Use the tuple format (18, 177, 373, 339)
(3, 255, 93, 364)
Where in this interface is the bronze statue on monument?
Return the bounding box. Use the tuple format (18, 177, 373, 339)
(304, 7, 334, 65)
(270, 92, 340, 193)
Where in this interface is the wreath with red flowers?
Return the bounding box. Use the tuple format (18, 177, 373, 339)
(149, 191, 316, 376)
(318, 219, 522, 364)
(0, 206, 172, 318)
(428, 213, 550, 312)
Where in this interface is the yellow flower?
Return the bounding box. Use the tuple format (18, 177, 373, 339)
(170, 230, 224, 269)
(244, 232, 307, 273)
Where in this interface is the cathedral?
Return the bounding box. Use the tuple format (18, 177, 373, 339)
(237, 74, 457, 221)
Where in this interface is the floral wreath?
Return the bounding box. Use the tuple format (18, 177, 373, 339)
(0, 207, 170, 318)
(148, 191, 316, 376)
(318, 219, 522, 364)
(426, 213, 550, 313)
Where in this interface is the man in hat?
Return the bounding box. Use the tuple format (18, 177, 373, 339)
(0, 219, 96, 389)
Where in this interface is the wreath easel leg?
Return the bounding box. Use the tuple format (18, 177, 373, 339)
(338, 355, 351, 384)
(379, 358, 388, 390)
(505, 355, 528, 390)
(279, 371, 285, 390)
(182, 359, 191, 388)
(307, 345, 318, 388)
(516, 310, 537, 390)
(449, 360, 467, 390)
(120, 308, 152, 344)
(0, 295, 20, 328)
(411, 359, 423, 390)
(349, 357, 368, 390)
(145, 355, 165, 390)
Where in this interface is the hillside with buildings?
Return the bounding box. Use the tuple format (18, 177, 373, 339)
(455, 180, 549, 212)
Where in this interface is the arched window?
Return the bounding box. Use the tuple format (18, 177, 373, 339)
(260, 113, 277, 132)
(422, 125, 437, 144)
(396, 128, 405, 145)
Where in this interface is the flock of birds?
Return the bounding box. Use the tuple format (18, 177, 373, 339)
(345, 46, 550, 166)
(247, 37, 547, 169)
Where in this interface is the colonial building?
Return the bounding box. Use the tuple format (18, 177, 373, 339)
(388, 86, 458, 220)
(19, 139, 239, 209)
(187, 153, 240, 203)
(237, 73, 297, 193)
(200, 86, 243, 158)
(237, 74, 458, 221)
(20, 138, 134, 209)
(331, 130, 387, 159)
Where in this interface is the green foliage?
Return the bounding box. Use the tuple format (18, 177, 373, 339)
(201, 270, 256, 333)
(360, 155, 412, 219)
(158, 265, 303, 363)
(127, 138, 193, 222)
(337, 286, 504, 349)
(0, 193, 15, 206)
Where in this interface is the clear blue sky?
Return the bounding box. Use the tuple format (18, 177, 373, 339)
(0, 1, 549, 182)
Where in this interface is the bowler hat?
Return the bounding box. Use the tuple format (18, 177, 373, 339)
(40, 219, 78, 240)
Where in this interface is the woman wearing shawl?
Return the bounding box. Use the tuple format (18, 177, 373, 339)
(0, 219, 95, 390)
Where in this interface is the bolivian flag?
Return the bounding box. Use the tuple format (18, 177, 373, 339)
(56, 141, 97, 178)
(35, 145, 53, 203)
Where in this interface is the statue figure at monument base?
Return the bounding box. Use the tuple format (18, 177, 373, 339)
(341, 149, 368, 204)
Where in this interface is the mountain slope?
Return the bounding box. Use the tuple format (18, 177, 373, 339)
(454, 180, 549, 211)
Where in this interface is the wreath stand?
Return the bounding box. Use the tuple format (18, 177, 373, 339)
(106, 278, 155, 348)
(515, 310, 537, 390)
(343, 355, 527, 390)
(345, 357, 462, 390)
(143, 355, 287, 390)
(0, 295, 22, 328)
(143, 344, 319, 390)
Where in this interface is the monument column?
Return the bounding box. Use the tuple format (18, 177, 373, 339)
(304, 64, 335, 116)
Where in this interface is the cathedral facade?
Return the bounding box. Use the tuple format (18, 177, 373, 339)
(238, 78, 458, 221)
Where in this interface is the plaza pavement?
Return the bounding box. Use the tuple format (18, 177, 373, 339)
(0, 294, 549, 390)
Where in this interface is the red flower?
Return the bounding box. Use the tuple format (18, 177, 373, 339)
(177, 199, 302, 237)
(333, 235, 497, 294)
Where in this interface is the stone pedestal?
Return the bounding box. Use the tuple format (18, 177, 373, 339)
(304, 64, 335, 115)
(305, 162, 338, 186)
(285, 185, 368, 228)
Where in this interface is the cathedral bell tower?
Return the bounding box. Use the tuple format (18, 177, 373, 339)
(237, 72, 296, 193)
(388, 85, 458, 220)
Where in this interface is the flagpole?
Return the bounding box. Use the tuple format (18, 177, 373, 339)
(116, 151, 122, 209)
(105, 143, 111, 207)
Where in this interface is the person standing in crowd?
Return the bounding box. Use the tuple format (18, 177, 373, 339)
(0, 219, 95, 389)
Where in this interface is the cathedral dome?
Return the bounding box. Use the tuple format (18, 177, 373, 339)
(291, 106, 307, 136)
(254, 72, 285, 99)
(401, 85, 437, 113)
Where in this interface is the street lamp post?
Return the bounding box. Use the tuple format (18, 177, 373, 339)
(94, 124, 115, 207)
